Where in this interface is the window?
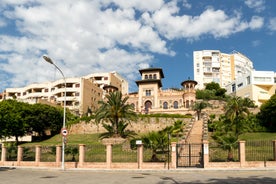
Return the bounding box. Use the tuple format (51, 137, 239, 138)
(185, 100, 189, 108)
(153, 74, 157, 79)
(232, 84, 236, 92)
(163, 102, 168, 109)
(146, 90, 151, 96)
(145, 75, 148, 79)
(173, 101, 178, 109)
(149, 74, 153, 79)
(247, 76, 251, 85)
(76, 84, 80, 88)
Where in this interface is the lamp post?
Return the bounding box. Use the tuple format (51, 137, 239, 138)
(43, 55, 66, 170)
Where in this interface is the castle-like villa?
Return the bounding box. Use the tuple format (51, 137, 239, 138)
(127, 68, 197, 115)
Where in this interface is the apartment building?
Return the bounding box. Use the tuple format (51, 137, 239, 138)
(85, 71, 128, 95)
(226, 70, 276, 106)
(1, 72, 127, 116)
(193, 50, 254, 89)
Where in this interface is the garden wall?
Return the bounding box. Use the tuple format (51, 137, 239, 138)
(69, 117, 191, 134)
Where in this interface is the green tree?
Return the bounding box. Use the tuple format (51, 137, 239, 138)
(192, 101, 210, 120)
(141, 131, 168, 162)
(213, 133, 238, 161)
(0, 100, 30, 145)
(257, 94, 276, 131)
(224, 96, 250, 136)
(27, 103, 63, 138)
(205, 82, 220, 91)
(95, 91, 137, 138)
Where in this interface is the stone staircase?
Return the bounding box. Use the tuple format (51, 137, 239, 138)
(184, 120, 204, 143)
(177, 118, 207, 167)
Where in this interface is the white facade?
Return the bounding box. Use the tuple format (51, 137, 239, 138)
(85, 71, 128, 95)
(2, 72, 127, 115)
(226, 70, 276, 106)
(193, 50, 254, 89)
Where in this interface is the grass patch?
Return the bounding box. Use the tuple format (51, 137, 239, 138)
(22, 133, 102, 146)
(239, 132, 276, 141)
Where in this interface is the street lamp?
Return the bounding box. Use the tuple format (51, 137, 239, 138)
(43, 55, 66, 170)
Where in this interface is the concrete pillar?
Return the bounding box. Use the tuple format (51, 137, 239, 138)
(56, 145, 62, 167)
(239, 141, 246, 167)
(79, 144, 86, 167)
(35, 145, 41, 165)
(106, 143, 112, 169)
(170, 142, 177, 169)
(1, 144, 7, 162)
(17, 146, 23, 164)
(202, 140, 209, 168)
(137, 144, 143, 169)
(273, 140, 276, 161)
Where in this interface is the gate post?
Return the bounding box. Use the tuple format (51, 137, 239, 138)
(17, 146, 23, 165)
(35, 145, 41, 165)
(239, 140, 246, 167)
(106, 143, 112, 169)
(137, 144, 143, 169)
(1, 144, 7, 162)
(171, 142, 177, 169)
(202, 140, 209, 168)
(79, 144, 86, 167)
(273, 140, 276, 161)
(56, 145, 62, 167)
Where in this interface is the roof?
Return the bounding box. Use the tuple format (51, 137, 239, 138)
(181, 79, 198, 86)
(135, 79, 163, 88)
(138, 68, 164, 78)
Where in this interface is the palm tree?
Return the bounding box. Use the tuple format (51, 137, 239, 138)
(95, 91, 137, 138)
(192, 101, 210, 120)
(224, 96, 250, 136)
(141, 131, 168, 162)
(213, 133, 238, 161)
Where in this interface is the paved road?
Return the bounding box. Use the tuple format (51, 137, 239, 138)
(1, 167, 276, 184)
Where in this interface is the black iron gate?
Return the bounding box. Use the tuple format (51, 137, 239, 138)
(176, 143, 203, 168)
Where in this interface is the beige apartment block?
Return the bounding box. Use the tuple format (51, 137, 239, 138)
(2, 77, 103, 116)
(194, 50, 254, 89)
(127, 68, 197, 115)
(85, 71, 128, 95)
(1, 71, 127, 116)
(226, 70, 276, 106)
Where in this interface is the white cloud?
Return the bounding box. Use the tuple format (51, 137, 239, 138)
(182, 0, 192, 9)
(251, 40, 261, 47)
(150, 7, 264, 40)
(0, 1, 268, 91)
(244, 0, 265, 13)
(268, 17, 276, 31)
(248, 16, 264, 29)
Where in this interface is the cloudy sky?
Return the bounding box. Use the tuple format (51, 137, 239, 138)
(0, 0, 275, 92)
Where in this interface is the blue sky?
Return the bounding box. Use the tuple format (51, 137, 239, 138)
(0, 0, 275, 93)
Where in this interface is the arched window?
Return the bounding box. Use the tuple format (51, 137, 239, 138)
(131, 103, 135, 109)
(145, 75, 148, 79)
(149, 74, 153, 79)
(144, 101, 152, 113)
(163, 102, 168, 109)
(153, 74, 157, 79)
(173, 101, 178, 109)
(186, 100, 190, 108)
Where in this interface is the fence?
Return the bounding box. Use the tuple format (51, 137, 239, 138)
(204, 140, 276, 168)
(0, 142, 176, 169)
(2, 140, 276, 169)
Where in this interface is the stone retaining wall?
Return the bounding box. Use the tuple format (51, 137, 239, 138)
(69, 117, 191, 134)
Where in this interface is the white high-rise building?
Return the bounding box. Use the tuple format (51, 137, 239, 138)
(193, 50, 254, 89)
